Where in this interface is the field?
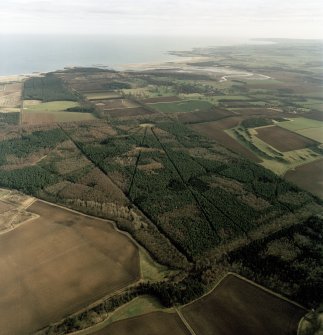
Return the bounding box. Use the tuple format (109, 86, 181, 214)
(278, 118, 323, 143)
(22, 101, 97, 124)
(143, 96, 182, 103)
(107, 107, 156, 118)
(0, 82, 22, 109)
(151, 100, 215, 114)
(0, 40, 323, 334)
(285, 159, 323, 198)
(0, 188, 36, 233)
(178, 108, 233, 124)
(85, 92, 122, 100)
(182, 274, 306, 335)
(190, 121, 261, 162)
(92, 311, 191, 335)
(255, 126, 317, 152)
(96, 99, 139, 110)
(23, 100, 79, 112)
(0, 200, 139, 335)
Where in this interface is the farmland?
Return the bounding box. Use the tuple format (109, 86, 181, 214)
(278, 117, 323, 143)
(0, 39, 322, 334)
(150, 100, 215, 114)
(255, 126, 317, 152)
(181, 274, 306, 335)
(285, 159, 323, 198)
(93, 311, 190, 335)
(0, 200, 139, 335)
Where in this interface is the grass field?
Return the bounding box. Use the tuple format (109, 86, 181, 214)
(0, 200, 139, 335)
(278, 117, 323, 143)
(23, 100, 97, 124)
(22, 101, 97, 124)
(151, 100, 214, 114)
(84, 92, 122, 100)
(92, 311, 191, 335)
(182, 274, 306, 335)
(24, 100, 79, 112)
(285, 158, 323, 199)
(108, 296, 165, 324)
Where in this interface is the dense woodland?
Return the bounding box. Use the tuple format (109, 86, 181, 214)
(23, 74, 78, 101)
(0, 112, 20, 125)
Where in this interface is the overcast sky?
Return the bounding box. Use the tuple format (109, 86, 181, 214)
(0, 0, 322, 38)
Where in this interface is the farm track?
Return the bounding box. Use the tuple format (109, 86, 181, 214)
(175, 308, 198, 335)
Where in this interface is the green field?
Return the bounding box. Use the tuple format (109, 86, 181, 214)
(108, 296, 165, 324)
(23, 100, 97, 123)
(24, 100, 79, 112)
(278, 117, 323, 143)
(150, 100, 214, 114)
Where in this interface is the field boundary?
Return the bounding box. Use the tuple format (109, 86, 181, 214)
(180, 272, 308, 311)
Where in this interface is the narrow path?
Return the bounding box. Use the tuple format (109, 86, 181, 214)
(128, 127, 147, 196)
(175, 307, 198, 335)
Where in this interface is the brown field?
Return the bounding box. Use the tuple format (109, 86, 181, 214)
(143, 96, 182, 103)
(182, 274, 306, 335)
(178, 108, 232, 124)
(107, 107, 156, 118)
(93, 312, 191, 335)
(0, 82, 22, 108)
(190, 122, 261, 162)
(285, 158, 323, 199)
(255, 126, 317, 152)
(231, 107, 283, 117)
(0, 200, 14, 214)
(0, 200, 139, 335)
(22, 112, 55, 125)
(96, 99, 139, 110)
(306, 110, 323, 121)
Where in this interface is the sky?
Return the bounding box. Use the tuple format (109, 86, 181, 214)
(0, 0, 322, 38)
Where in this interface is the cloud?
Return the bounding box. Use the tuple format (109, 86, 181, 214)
(0, 0, 322, 37)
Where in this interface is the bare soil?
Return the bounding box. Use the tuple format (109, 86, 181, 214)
(182, 274, 306, 335)
(92, 311, 191, 335)
(0, 200, 139, 335)
(178, 108, 232, 124)
(285, 158, 323, 199)
(190, 122, 261, 162)
(107, 107, 156, 118)
(255, 126, 317, 152)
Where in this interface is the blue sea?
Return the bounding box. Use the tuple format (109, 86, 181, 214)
(0, 35, 269, 76)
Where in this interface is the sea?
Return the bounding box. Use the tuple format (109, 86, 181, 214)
(0, 35, 271, 76)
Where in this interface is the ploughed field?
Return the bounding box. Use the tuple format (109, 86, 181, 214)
(0, 200, 139, 335)
(255, 125, 317, 152)
(182, 274, 306, 335)
(92, 311, 191, 335)
(285, 158, 323, 199)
